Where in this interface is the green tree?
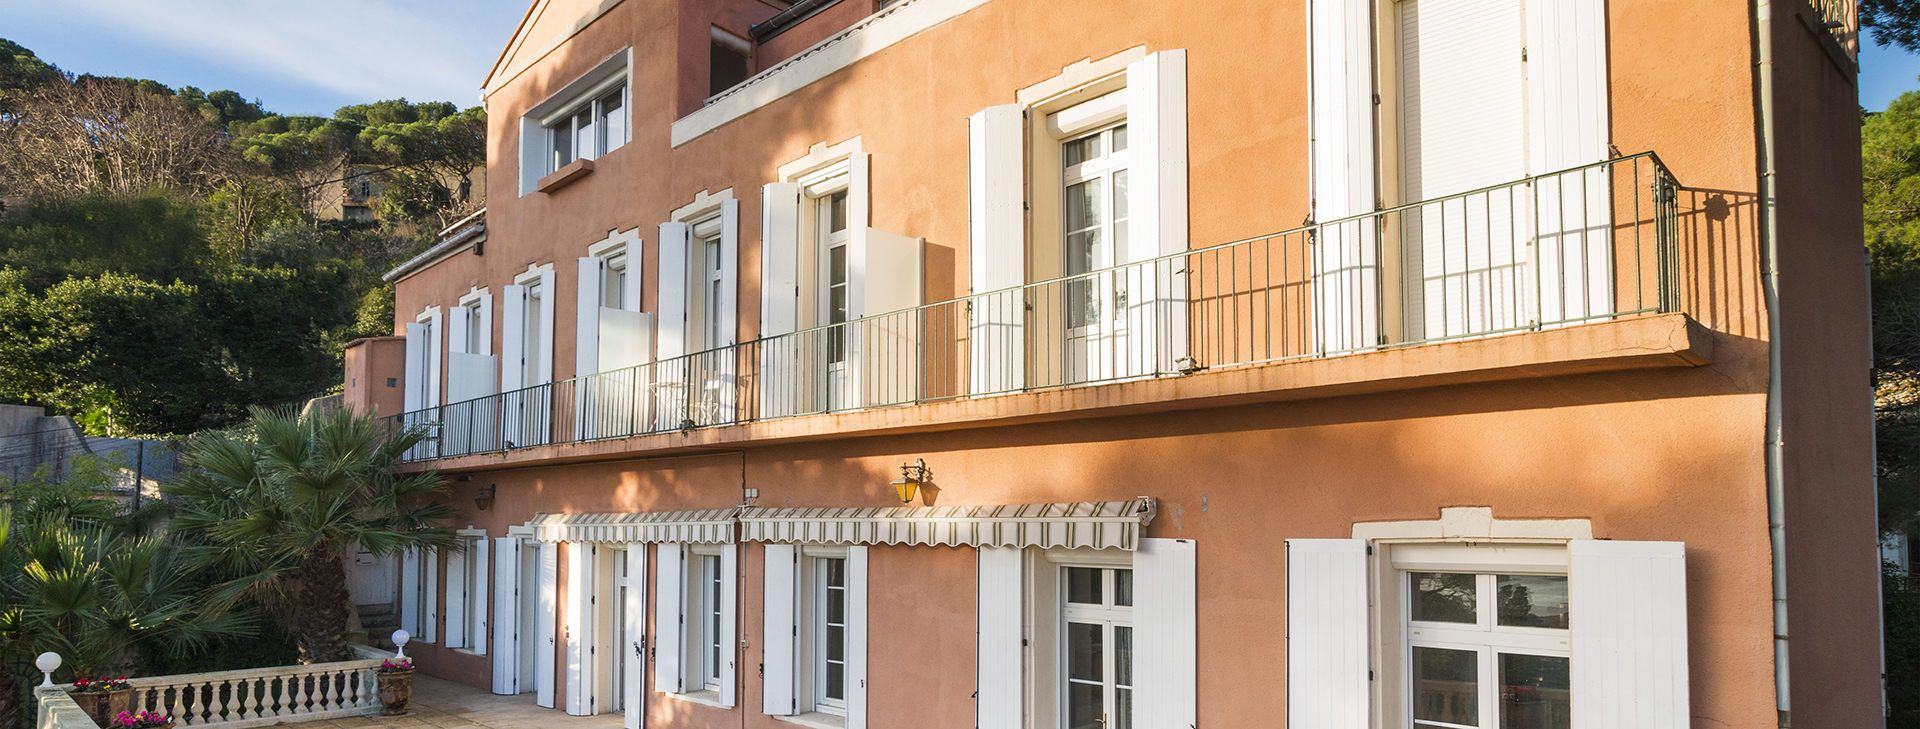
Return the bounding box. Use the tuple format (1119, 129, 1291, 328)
(164, 407, 457, 663)
(1866, 0, 1920, 53)
(0, 191, 210, 291)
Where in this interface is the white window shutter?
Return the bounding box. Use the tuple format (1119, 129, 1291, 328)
(656, 223, 690, 361)
(578, 257, 604, 377)
(400, 546, 421, 635)
(968, 104, 1025, 395)
(1525, 0, 1613, 325)
(1570, 540, 1689, 729)
(402, 323, 426, 412)
(478, 291, 494, 356)
(423, 548, 439, 644)
(623, 544, 647, 729)
(449, 304, 471, 356)
(502, 285, 527, 391)
(1126, 51, 1191, 374)
(537, 269, 556, 385)
(446, 547, 468, 649)
(976, 545, 1024, 729)
(847, 151, 871, 323)
(761, 544, 798, 715)
(427, 310, 443, 408)
(761, 183, 802, 338)
(653, 543, 686, 694)
(492, 537, 519, 695)
(719, 199, 740, 347)
(622, 240, 644, 311)
(565, 542, 590, 715)
(536, 541, 559, 709)
(1134, 537, 1195, 728)
(1285, 539, 1370, 729)
(1309, 0, 1379, 353)
(846, 545, 869, 729)
(471, 536, 488, 655)
(718, 543, 739, 707)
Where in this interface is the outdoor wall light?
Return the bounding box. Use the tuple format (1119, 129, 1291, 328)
(35, 652, 59, 687)
(474, 484, 496, 512)
(392, 630, 411, 659)
(891, 459, 931, 505)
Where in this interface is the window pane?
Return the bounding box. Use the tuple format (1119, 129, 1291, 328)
(826, 586, 845, 627)
(829, 191, 848, 233)
(599, 89, 626, 153)
(1114, 687, 1132, 729)
(1114, 569, 1133, 607)
(710, 43, 750, 96)
(1067, 567, 1102, 604)
(1114, 625, 1133, 688)
(826, 624, 845, 662)
(1067, 621, 1102, 681)
(1411, 572, 1478, 624)
(1067, 681, 1104, 729)
(826, 556, 846, 588)
(1112, 124, 1128, 152)
(830, 244, 849, 288)
(1065, 134, 1102, 168)
(1499, 653, 1570, 729)
(575, 108, 595, 160)
(1496, 575, 1569, 629)
(1413, 646, 1479, 727)
(550, 122, 573, 171)
(826, 659, 844, 700)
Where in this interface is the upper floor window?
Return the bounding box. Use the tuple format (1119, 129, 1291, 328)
(545, 84, 626, 174)
(711, 27, 752, 98)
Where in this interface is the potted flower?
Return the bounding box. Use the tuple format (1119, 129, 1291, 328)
(375, 658, 414, 715)
(68, 676, 132, 728)
(108, 711, 173, 729)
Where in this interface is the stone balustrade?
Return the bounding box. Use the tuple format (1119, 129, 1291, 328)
(36, 657, 392, 729)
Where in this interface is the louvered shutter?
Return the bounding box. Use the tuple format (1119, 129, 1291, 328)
(536, 269, 556, 385)
(968, 105, 1025, 395)
(536, 541, 558, 708)
(1126, 51, 1190, 375)
(623, 545, 647, 729)
(718, 200, 740, 347)
(653, 543, 685, 694)
(1286, 539, 1370, 728)
(447, 547, 468, 649)
(492, 537, 520, 695)
(1310, 0, 1379, 352)
(400, 546, 421, 636)
(565, 542, 590, 715)
(718, 543, 739, 707)
(846, 546, 869, 729)
(578, 257, 604, 377)
(657, 224, 690, 361)
(761, 544, 798, 715)
(976, 546, 1023, 729)
(471, 536, 488, 655)
(1135, 537, 1195, 728)
(1569, 540, 1689, 729)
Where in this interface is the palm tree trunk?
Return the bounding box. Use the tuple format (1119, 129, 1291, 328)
(0, 658, 24, 729)
(296, 545, 352, 664)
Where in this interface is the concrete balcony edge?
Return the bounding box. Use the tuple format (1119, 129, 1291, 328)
(404, 312, 1713, 473)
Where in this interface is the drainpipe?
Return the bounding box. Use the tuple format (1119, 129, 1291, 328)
(1755, 0, 1790, 724)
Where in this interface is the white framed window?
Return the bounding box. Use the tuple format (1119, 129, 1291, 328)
(762, 544, 866, 726)
(655, 542, 736, 706)
(399, 546, 439, 644)
(689, 546, 725, 692)
(812, 555, 849, 712)
(544, 81, 627, 175)
(697, 220, 725, 353)
(819, 190, 851, 366)
(446, 530, 489, 653)
(1404, 568, 1570, 729)
(1061, 565, 1133, 729)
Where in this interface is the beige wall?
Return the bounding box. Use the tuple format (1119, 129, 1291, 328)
(343, 337, 407, 418)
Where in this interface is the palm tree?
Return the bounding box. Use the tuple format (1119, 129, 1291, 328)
(166, 406, 458, 664)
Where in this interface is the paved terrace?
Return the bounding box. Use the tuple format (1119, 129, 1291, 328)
(307, 676, 619, 729)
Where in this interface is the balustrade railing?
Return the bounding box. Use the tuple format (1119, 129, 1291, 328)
(35, 687, 92, 729)
(391, 153, 1679, 461)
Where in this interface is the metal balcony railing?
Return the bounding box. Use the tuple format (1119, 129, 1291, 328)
(1809, 0, 1858, 59)
(389, 153, 1679, 462)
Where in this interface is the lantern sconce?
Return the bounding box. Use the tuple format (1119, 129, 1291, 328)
(891, 459, 931, 505)
(475, 484, 496, 512)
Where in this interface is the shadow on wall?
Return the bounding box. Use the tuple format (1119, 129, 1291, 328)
(1674, 188, 1763, 339)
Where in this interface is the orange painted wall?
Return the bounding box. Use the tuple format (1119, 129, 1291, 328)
(343, 337, 406, 418)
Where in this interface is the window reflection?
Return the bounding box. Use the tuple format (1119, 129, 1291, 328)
(1414, 646, 1479, 727)
(1496, 575, 1569, 629)
(1412, 572, 1477, 624)
(1499, 653, 1570, 729)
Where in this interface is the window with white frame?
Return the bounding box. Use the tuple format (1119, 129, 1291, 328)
(761, 543, 865, 724)
(522, 279, 546, 388)
(695, 218, 725, 352)
(820, 190, 851, 366)
(1061, 124, 1130, 344)
(446, 531, 488, 652)
(689, 546, 725, 692)
(603, 252, 629, 310)
(809, 551, 849, 715)
(544, 82, 627, 175)
(462, 301, 484, 354)
(1406, 570, 1570, 729)
(399, 546, 438, 643)
(1062, 565, 1133, 729)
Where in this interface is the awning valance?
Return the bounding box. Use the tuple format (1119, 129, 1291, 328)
(738, 499, 1157, 551)
(528, 509, 736, 544)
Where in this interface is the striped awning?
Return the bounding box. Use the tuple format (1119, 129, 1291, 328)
(527, 509, 737, 544)
(738, 499, 1157, 551)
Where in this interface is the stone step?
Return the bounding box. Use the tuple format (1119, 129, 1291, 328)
(357, 603, 395, 618)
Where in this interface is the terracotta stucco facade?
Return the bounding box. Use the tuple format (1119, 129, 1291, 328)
(369, 0, 1876, 726)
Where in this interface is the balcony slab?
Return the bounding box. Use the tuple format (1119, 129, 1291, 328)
(405, 313, 1712, 473)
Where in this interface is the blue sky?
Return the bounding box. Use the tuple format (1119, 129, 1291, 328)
(5, 3, 1920, 118)
(0, 0, 532, 116)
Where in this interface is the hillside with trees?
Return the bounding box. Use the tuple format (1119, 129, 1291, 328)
(0, 39, 483, 436)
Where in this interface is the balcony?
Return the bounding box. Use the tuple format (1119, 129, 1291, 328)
(393, 153, 1697, 464)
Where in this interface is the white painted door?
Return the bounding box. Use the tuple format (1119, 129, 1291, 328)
(1061, 124, 1133, 384)
(349, 545, 395, 605)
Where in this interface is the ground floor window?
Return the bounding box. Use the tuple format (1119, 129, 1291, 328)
(1062, 565, 1132, 729)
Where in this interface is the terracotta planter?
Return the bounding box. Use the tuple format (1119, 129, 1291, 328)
(69, 688, 130, 729)
(376, 671, 413, 715)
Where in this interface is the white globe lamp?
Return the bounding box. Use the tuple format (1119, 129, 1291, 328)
(392, 629, 411, 659)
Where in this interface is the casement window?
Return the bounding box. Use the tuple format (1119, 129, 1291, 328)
(654, 542, 737, 706)
(492, 537, 558, 706)
(577, 230, 652, 377)
(967, 49, 1187, 395)
(763, 544, 869, 727)
(399, 546, 439, 644)
(519, 50, 631, 195)
(402, 307, 442, 412)
(976, 540, 1194, 729)
(1284, 538, 1689, 728)
(710, 28, 752, 98)
(445, 292, 498, 453)
(446, 530, 489, 654)
(658, 197, 739, 427)
(760, 140, 922, 416)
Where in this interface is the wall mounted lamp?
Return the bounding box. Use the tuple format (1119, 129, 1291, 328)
(891, 459, 931, 505)
(474, 484, 496, 512)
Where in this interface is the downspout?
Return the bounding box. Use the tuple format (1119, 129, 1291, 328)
(1755, 0, 1790, 724)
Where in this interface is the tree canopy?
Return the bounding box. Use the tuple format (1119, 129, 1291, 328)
(1865, 0, 1920, 53)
